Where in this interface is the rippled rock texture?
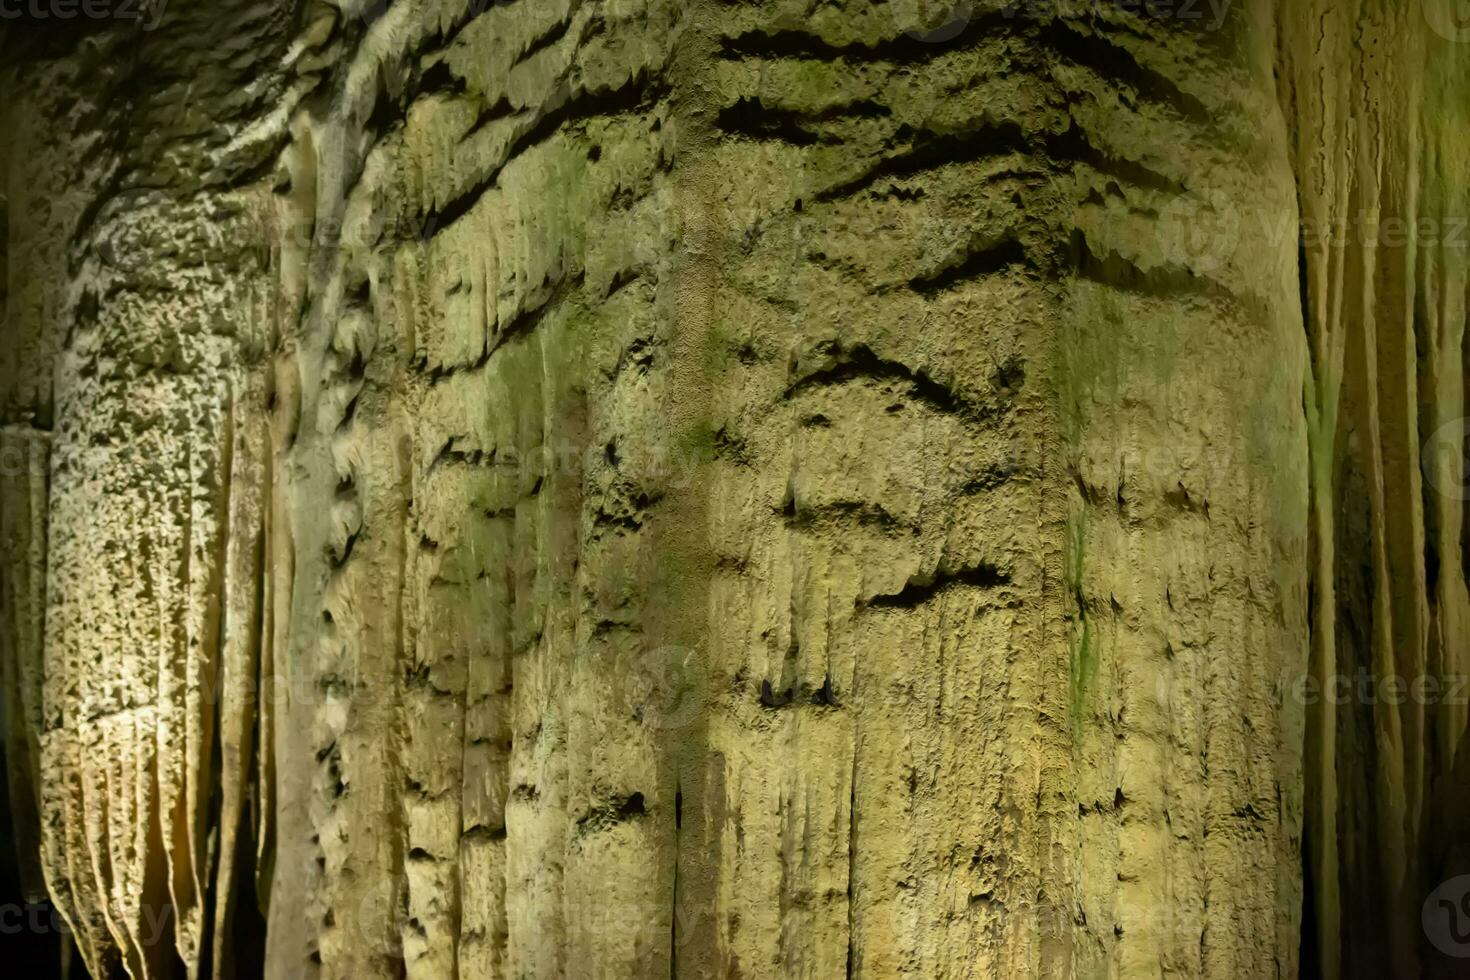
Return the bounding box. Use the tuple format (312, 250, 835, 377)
(2, 1, 1469, 977)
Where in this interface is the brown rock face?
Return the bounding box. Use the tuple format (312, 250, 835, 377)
(1, 2, 1468, 978)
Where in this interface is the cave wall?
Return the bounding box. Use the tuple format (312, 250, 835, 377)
(0, 1, 1467, 978)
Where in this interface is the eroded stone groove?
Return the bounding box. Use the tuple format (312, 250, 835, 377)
(1, 2, 1468, 978)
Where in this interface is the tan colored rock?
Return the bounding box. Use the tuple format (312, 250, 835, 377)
(2, 2, 1469, 978)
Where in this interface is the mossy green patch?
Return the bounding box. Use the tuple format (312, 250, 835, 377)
(699, 316, 742, 382)
(1057, 285, 1125, 449)
(671, 419, 720, 469)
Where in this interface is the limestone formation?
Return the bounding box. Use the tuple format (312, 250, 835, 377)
(1, 1, 1468, 977)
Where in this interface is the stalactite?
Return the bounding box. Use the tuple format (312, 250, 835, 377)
(1, 427, 51, 904)
(2, 2, 1469, 978)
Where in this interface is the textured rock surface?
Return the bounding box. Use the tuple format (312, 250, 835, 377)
(1, 2, 1468, 978)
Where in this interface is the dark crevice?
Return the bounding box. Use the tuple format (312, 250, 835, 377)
(717, 10, 1029, 65)
(460, 95, 516, 142)
(575, 792, 648, 835)
(959, 459, 1020, 496)
(513, 15, 573, 66)
(670, 785, 681, 980)
(1070, 228, 1237, 302)
(786, 342, 992, 424)
(715, 96, 890, 147)
(783, 499, 911, 535)
(416, 58, 466, 99)
(356, 0, 393, 31)
(993, 355, 1025, 394)
(329, 527, 359, 570)
(1462, 276, 1470, 592)
(426, 436, 494, 473)
(365, 75, 406, 138)
(1413, 293, 1442, 605)
(1164, 482, 1210, 518)
(759, 678, 795, 709)
(422, 274, 583, 389)
(1044, 120, 1186, 195)
(461, 824, 508, 843)
(1070, 463, 1103, 507)
(909, 236, 1029, 294)
(421, 75, 664, 236)
(1045, 19, 1215, 126)
(489, 273, 583, 355)
(591, 496, 653, 535)
(759, 674, 849, 711)
(815, 120, 1033, 203)
(602, 265, 647, 299)
(420, 0, 517, 55)
(863, 563, 1011, 608)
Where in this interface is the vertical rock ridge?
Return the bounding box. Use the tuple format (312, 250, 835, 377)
(3, 2, 1470, 978)
(1278, 3, 1470, 977)
(1, 427, 51, 905)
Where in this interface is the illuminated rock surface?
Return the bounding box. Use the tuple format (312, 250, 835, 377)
(1, 2, 1468, 977)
